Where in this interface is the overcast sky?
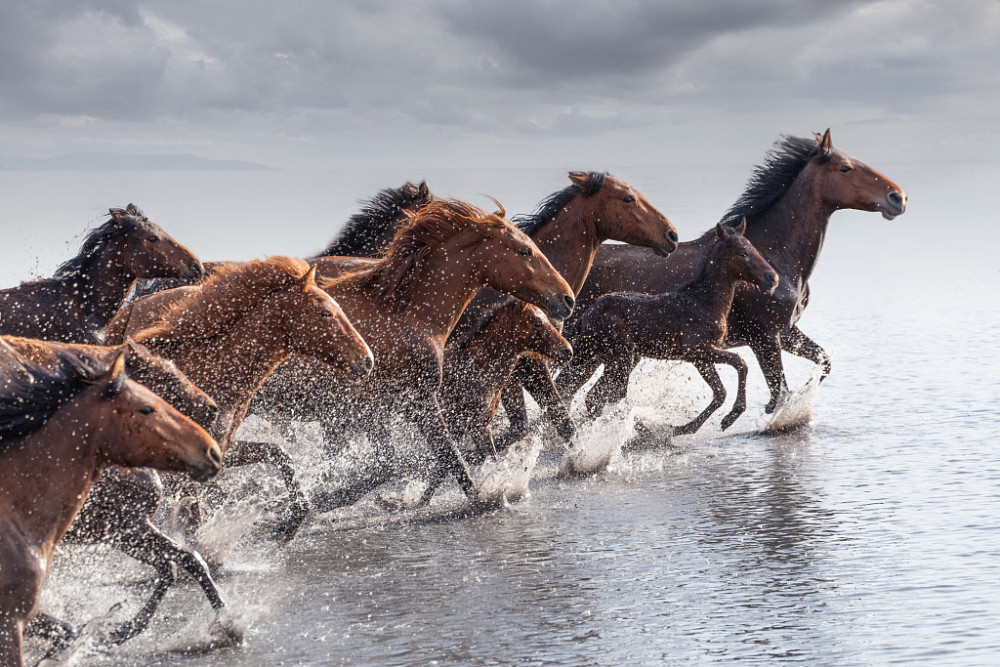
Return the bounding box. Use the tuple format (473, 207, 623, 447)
(1, 0, 996, 170)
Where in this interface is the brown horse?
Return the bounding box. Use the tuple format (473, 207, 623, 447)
(104, 257, 373, 541)
(570, 131, 907, 412)
(448, 171, 679, 447)
(255, 198, 575, 510)
(0, 204, 203, 344)
(4, 336, 229, 647)
(0, 343, 221, 667)
(440, 299, 572, 464)
(558, 220, 779, 434)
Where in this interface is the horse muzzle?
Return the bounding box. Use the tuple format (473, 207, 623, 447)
(188, 445, 223, 482)
(652, 229, 680, 257)
(546, 293, 575, 322)
(762, 273, 780, 294)
(880, 190, 906, 220)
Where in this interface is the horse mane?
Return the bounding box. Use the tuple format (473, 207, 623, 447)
(513, 172, 606, 237)
(449, 297, 519, 351)
(134, 256, 310, 346)
(54, 203, 147, 280)
(322, 198, 509, 303)
(0, 344, 104, 447)
(317, 181, 432, 257)
(719, 135, 828, 228)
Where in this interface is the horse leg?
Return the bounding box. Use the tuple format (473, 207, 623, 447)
(106, 519, 226, 645)
(496, 378, 529, 452)
(312, 419, 399, 511)
(224, 440, 309, 544)
(24, 612, 76, 661)
(517, 356, 576, 441)
(674, 358, 727, 436)
(412, 396, 478, 507)
(748, 334, 787, 414)
(704, 349, 749, 430)
(781, 325, 832, 381)
(0, 613, 24, 667)
(584, 354, 633, 417)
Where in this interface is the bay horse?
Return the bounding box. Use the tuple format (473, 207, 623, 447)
(0, 342, 222, 667)
(0, 204, 203, 343)
(440, 298, 572, 464)
(557, 220, 779, 434)
(569, 130, 907, 413)
(3, 336, 228, 646)
(104, 257, 373, 542)
(254, 198, 575, 510)
(448, 171, 679, 448)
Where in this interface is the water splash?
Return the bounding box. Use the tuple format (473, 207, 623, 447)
(559, 405, 636, 477)
(762, 367, 824, 433)
(476, 434, 544, 505)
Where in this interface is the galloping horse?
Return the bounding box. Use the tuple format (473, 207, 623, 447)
(256, 198, 575, 510)
(105, 257, 373, 541)
(569, 131, 907, 412)
(4, 336, 227, 646)
(0, 342, 221, 667)
(440, 299, 572, 464)
(0, 204, 203, 343)
(558, 220, 779, 434)
(448, 171, 679, 447)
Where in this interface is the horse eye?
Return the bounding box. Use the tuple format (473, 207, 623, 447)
(623, 195, 635, 203)
(740, 252, 748, 257)
(139, 406, 155, 415)
(533, 319, 544, 328)
(147, 235, 160, 243)
(518, 247, 533, 258)
(839, 165, 852, 173)
(320, 311, 334, 318)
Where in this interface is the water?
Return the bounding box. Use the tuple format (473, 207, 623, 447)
(6, 162, 999, 665)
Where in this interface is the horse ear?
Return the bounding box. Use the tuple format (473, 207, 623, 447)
(417, 181, 430, 200)
(734, 217, 747, 236)
(716, 223, 727, 240)
(104, 351, 128, 399)
(818, 128, 832, 154)
(303, 264, 318, 291)
(568, 171, 590, 188)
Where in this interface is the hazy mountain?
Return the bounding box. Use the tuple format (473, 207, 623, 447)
(0, 152, 273, 171)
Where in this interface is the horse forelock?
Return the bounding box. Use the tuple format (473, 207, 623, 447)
(133, 256, 310, 346)
(719, 135, 822, 228)
(513, 172, 606, 237)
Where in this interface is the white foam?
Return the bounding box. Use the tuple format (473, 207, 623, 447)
(559, 405, 635, 477)
(762, 367, 824, 433)
(475, 434, 544, 505)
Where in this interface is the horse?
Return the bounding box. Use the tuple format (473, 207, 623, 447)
(3, 336, 229, 646)
(440, 299, 573, 464)
(103, 257, 373, 543)
(252, 198, 575, 510)
(446, 171, 679, 448)
(314, 181, 432, 258)
(0, 342, 222, 667)
(568, 130, 907, 413)
(0, 204, 203, 344)
(557, 220, 779, 435)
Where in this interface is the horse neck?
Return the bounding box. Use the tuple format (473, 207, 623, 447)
(65, 247, 137, 324)
(745, 174, 833, 282)
(452, 310, 522, 383)
(153, 303, 290, 445)
(685, 248, 745, 316)
(528, 204, 603, 295)
(0, 403, 104, 554)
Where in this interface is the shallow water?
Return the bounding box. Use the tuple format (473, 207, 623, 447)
(9, 163, 1000, 665)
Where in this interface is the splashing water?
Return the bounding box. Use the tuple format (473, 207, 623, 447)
(559, 405, 636, 477)
(476, 434, 544, 505)
(762, 366, 824, 433)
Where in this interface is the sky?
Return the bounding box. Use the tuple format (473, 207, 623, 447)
(1, 0, 998, 171)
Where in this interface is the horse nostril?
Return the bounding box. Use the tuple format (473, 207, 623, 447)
(206, 446, 222, 468)
(668, 230, 679, 243)
(363, 354, 374, 372)
(888, 191, 904, 208)
(563, 294, 575, 313)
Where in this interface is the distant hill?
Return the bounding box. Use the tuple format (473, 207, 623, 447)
(0, 152, 273, 171)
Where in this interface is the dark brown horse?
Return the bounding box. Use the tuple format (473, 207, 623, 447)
(314, 181, 432, 258)
(440, 299, 572, 464)
(4, 336, 228, 646)
(0, 204, 203, 343)
(105, 257, 373, 540)
(255, 198, 575, 510)
(558, 220, 779, 434)
(0, 343, 221, 667)
(570, 131, 907, 413)
(448, 171, 679, 447)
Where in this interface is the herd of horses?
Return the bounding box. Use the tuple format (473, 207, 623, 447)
(0, 130, 906, 665)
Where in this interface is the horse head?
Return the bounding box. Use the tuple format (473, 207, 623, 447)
(808, 129, 907, 221)
(570, 171, 679, 255)
(716, 219, 779, 294)
(113, 205, 204, 281)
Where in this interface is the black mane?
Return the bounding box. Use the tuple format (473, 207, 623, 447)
(54, 204, 147, 280)
(719, 135, 825, 228)
(0, 345, 103, 447)
(317, 181, 431, 258)
(512, 172, 606, 238)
